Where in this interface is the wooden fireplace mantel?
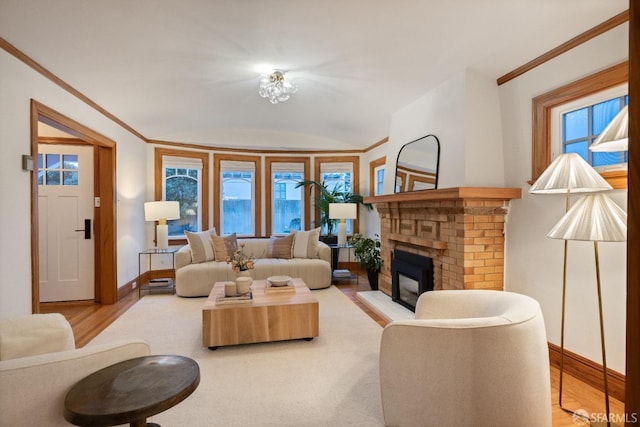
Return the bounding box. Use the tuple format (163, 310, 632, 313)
(364, 187, 522, 204)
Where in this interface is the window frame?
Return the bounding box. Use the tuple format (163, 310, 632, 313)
(154, 147, 209, 245)
(369, 156, 386, 196)
(214, 153, 262, 237)
(531, 61, 628, 189)
(265, 156, 310, 236)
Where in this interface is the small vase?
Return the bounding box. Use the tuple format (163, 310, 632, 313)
(235, 270, 253, 294)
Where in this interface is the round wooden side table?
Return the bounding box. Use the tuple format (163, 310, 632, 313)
(64, 355, 200, 427)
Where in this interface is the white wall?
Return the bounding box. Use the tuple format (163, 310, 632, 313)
(500, 24, 629, 372)
(382, 68, 505, 194)
(0, 50, 148, 317)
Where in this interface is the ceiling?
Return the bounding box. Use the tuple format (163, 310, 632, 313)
(0, 0, 628, 150)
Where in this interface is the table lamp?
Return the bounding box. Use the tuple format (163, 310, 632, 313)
(329, 203, 357, 246)
(144, 201, 180, 249)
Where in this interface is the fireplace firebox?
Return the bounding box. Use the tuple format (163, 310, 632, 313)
(391, 250, 434, 311)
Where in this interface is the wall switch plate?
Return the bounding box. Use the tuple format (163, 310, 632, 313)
(94, 197, 101, 207)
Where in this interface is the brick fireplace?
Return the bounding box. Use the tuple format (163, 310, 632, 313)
(364, 187, 521, 295)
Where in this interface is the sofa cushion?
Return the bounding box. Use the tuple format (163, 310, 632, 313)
(212, 233, 238, 261)
(267, 234, 294, 259)
(184, 228, 217, 263)
(292, 227, 320, 258)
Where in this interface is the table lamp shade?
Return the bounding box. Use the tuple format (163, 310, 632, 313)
(329, 203, 358, 245)
(144, 201, 180, 249)
(589, 105, 628, 152)
(530, 153, 612, 194)
(547, 193, 627, 242)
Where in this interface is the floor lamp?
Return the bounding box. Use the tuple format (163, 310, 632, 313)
(529, 153, 612, 413)
(547, 193, 627, 427)
(329, 203, 357, 246)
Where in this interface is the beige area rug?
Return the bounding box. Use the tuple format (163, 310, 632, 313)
(88, 285, 385, 426)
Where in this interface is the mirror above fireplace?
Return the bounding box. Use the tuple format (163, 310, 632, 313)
(394, 134, 440, 192)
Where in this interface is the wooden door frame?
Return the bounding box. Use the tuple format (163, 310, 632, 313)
(30, 100, 118, 312)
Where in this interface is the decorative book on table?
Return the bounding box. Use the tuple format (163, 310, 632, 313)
(215, 291, 253, 305)
(265, 283, 295, 293)
(333, 269, 351, 278)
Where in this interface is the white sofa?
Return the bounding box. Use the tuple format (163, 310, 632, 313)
(175, 237, 332, 297)
(379, 290, 552, 427)
(0, 313, 151, 426)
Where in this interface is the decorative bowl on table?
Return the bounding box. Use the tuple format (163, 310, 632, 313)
(267, 275, 291, 287)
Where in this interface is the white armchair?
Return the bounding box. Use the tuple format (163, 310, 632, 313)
(380, 290, 551, 427)
(0, 313, 150, 426)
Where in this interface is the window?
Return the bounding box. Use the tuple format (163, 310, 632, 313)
(369, 156, 386, 196)
(154, 148, 209, 242)
(215, 154, 261, 236)
(560, 94, 628, 169)
(315, 156, 360, 235)
(266, 157, 309, 236)
(38, 153, 79, 186)
(532, 61, 628, 189)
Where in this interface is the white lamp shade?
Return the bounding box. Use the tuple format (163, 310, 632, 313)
(547, 193, 627, 242)
(329, 203, 358, 220)
(144, 201, 180, 222)
(589, 106, 628, 152)
(530, 153, 612, 194)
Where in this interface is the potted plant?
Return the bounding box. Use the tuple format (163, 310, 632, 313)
(295, 180, 371, 239)
(349, 233, 382, 290)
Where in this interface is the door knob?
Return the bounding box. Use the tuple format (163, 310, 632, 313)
(74, 219, 91, 239)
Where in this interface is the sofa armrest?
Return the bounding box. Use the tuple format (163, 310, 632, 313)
(317, 241, 331, 263)
(175, 245, 192, 269)
(0, 339, 151, 427)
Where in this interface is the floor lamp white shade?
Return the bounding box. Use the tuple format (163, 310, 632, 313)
(329, 203, 358, 245)
(529, 153, 612, 194)
(589, 105, 628, 152)
(144, 201, 180, 249)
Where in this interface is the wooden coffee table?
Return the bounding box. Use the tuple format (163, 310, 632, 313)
(64, 355, 200, 427)
(202, 278, 319, 349)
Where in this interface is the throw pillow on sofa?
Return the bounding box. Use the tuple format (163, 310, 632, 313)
(185, 228, 217, 263)
(212, 233, 238, 261)
(268, 234, 294, 259)
(292, 227, 320, 258)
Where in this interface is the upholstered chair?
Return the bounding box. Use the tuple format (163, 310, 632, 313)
(379, 290, 551, 427)
(0, 313, 150, 426)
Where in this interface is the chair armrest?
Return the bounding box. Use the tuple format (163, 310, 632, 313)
(0, 339, 151, 427)
(175, 245, 192, 269)
(0, 313, 75, 360)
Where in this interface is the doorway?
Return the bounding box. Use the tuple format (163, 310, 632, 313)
(31, 100, 118, 312)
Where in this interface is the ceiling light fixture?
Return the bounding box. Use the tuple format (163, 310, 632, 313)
(258, 70, 297, 104)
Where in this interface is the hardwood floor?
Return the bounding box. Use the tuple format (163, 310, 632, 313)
(41, 275, 624, 426)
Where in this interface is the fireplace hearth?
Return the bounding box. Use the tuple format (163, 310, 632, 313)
(391, 250, 434, 311)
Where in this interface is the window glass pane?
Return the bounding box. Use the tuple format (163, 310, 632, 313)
(222, 171, 254, 235)
(376, 169, 385, 196)
(165, 168, 200, 236)
(563, 107, 588, 141)
(62, 171, 78, 185)
(272, 172, 303, 234)
(38, 154, 43, 169)
(37, 171, 44, 186)
(62, 155, 78, 170)
(592, 98, 620, 135)
(565, 141, 588, 161)
(320, 171, 353, 234)
(46, 154, 60, 169)
(46, 170, 60, 185)
(593, 151, 625, 167)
